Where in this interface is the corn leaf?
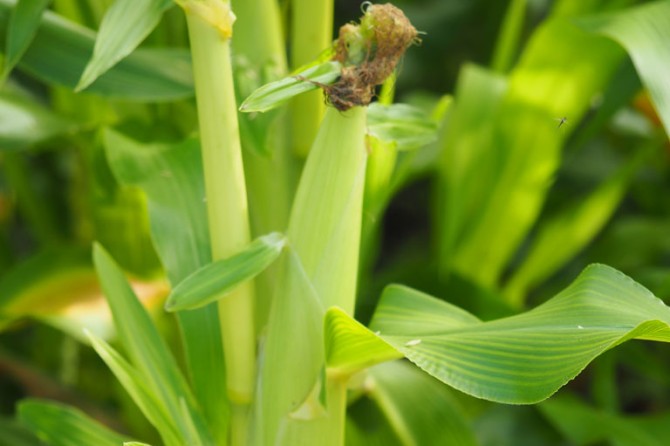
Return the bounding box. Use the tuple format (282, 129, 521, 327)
(93, 244, 212, 445)
(85, 332, 182, 446)
(539, 394, 670, 446)
(239, 61, 341, 113)
(503, 139, 660, 305)
(103, 129, 229, 443)
(166, 232, 286, 311)
(1, 0, 50, 80)
(0, 90, 76, 150)
(367, 264, 670, 404)
(324, 307, 402, 376)
(366, 103, 438, 151)
(0, 0, 193, 101)
(437, 16, 625, 287)
(578, 0, 670, 136)
(77, 0, 174, 91)
(368, 361, 478, 446)
(17, 399, 131, 446)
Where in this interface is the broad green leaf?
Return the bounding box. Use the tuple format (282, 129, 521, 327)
(539, 394, 669, 446)
(366, 103, 438, 151)
(93, 244, 212, 445)
(103, 129, 228, 443)
(324, 307, 402, 376)
(503, 140, 660, 305)
(18, 399, 131, 446)
(77, 0, 174, 91)
(0, 90, 76, 150)
(124, 443, 153, 446)
(165, 232, 286, 311)
(1, 0, 50, 80)
(85, 332, 182, 446)
(368, 361, 478, 446)
(368, 264, 670, 404)
(578, 0, 670, 136)
(239, 61, 341, 113)
(0, 0, 193, 101)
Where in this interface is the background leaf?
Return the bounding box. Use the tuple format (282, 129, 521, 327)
(1, 0, 50, 81)
(0, 0, 193, 101)
(18, 399, 131, 446)
(578, 0, 670, 136)
(77, 0, 174, 91)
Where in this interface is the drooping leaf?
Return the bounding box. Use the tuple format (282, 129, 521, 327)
(324, 307, 402, 377)
(366, 102, 438, 151)
(85, 332, 182, 446)
(77, 0, 174, 91)
(103, 129, 229, 443)
(0, 90, 76, 150)
(344, 264, 670, 404)
(239, 61, 341, 113)
(0, 0, 193, 101)
(165, 232, 286, 311)
(1, 0, 50, 80)
(18, 399, 131, 446)
(92, 244, 212, 445)
(578, 0, 670, 136)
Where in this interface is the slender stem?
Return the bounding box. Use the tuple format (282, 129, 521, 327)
(290, 0, 334, 157)
(183, 3, 255, 444)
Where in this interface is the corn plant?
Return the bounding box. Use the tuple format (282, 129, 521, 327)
(1, 0, 670, 445)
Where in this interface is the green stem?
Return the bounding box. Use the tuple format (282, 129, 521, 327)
(183, 3, 255, 444)
(491, 0, 526, 73)
(290, 0, 334, 157)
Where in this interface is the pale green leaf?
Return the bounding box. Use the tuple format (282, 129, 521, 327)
(103, 129, 228, 443)
(166, 232, 286, 311)
(578, 0, 670, 136)
(369, 264, 670, 404)
(0, 0, 193, 101)
(324, 307, 402, 376)
(0, 90, 76, 150)
(368, 361, 478, 446)
(93, 243, 212, 445)
(85, 332, 182, 446)
(366, 103, 438, 151)
(18, 399, 131, 446)
(239, 61, 341, 113)
(124, 443, 153, 446)
(76, 0, 174, 91)
(1, 0, 50, 80)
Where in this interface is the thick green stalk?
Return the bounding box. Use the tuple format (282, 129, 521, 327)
(290, 0, 334, 157)
(183, 2, 255, 444)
